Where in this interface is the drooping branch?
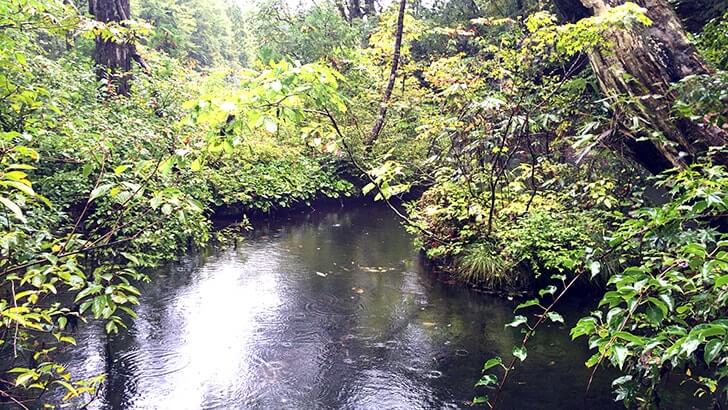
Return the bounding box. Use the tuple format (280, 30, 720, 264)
(365, 0, 407, 148)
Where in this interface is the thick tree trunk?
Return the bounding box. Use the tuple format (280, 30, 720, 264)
(348, 0, 363, 20)
(365, 0, 407, 148)
(556, 0, 728, 173)
(89, 0, 133, 96)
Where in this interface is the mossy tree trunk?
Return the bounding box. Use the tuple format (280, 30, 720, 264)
(554, 0, 728, 173)
(89, 0, 133, 96)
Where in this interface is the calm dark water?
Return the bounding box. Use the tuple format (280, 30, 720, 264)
(55, 203, 626, 409)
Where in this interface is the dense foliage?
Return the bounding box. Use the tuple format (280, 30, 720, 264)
(0, 0, 352, 406)
(1, 0, 726, 408)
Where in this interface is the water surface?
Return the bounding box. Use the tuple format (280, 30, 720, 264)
(58, 203, 622, 409)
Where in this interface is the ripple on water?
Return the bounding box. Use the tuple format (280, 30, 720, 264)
(299, 292, 353, 317)
(114, 348, 190, 379)
(425, 370, 443, 379)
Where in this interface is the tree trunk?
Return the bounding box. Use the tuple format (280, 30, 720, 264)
(364, 0, 376, 15)
(348, 0, 363, 19)
(556, 0, 728, 173)
(89, 0, 133, 96)
(365, 0, 407, 148)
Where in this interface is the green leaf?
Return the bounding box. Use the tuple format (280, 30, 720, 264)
(3, 180, 35, 196)
(89, 183, 113, 201)
(585, 352, 601, 368)
(613, 331, 646, 346)
(547, 311, 564, 324)
(539, 285, 557, 297)
(590, 261, 601, 278)
(475, 374, 498, 387)
(472, 396, 489, 405)
(505, 315, 528, 328)
(704, 339, 723, 365)
(648, 297, 669, 316)
(105, 320, 118, 334)
(74, 284, 102, 302)
(512, 345, 527, 362)
(515, 299, 540, 311)
(190, 158, 202, 171)
(362, 182, 376, 195)
(681, 337, 701, 357)
(0, 196, 26, 223)
(113, 165, 129, 175)
(482, 357, 502, 371)
(15, 372, 35, 387)
(54, 380, 79, 399)
(612, 344, 629, 370)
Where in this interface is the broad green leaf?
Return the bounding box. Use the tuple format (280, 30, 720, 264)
(612, 345, 629, 370)
(512, 345, 527, 362)
(613, 331, 645, 346)
(590, 261, 601, 278)
(515, 299, 540, 311)
(475, 374, 498, 387)
(506, 315, 528, 328)
(547, 312, 564, 324)
(0, 196, 26, 223)
(704, 339, 723, 365)
(472, 396, 489, 405)
(482, 357, 502, 371)
(89, 183, 113, 201)
(539, 285, 557, 297)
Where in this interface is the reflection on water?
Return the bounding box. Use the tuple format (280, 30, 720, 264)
(57, 203, 622, 409)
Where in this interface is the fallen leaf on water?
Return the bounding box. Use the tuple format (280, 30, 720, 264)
(360, 266, 395, 273)
(422, 322, 437, 327)
(316, 271, 327, 277)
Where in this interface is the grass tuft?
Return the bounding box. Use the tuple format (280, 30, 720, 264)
(456, 242, 526, 290)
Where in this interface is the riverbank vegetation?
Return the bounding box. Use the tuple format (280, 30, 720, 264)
(1, 0, 727, 408)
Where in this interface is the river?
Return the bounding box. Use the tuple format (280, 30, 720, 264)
(56, 203, 627, 409)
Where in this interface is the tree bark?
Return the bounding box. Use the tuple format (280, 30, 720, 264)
(89, 0, 133, 96)
(365, 0, 407, 148)
(557, 0, 728, 173)
(364, 0, 376, 15)
(348, 0, 363, 19)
